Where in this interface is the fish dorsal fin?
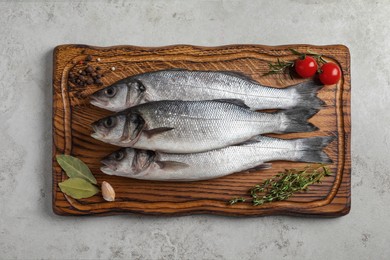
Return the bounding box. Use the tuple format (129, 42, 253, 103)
(212, 99, 250, 109)
(219, 71, 259, 84)
(156, 160, 190, 170)
(245, 163, 272, 172)
(143, 127, 174, 138)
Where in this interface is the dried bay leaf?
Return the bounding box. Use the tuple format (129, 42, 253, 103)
(58, 178, 99, 199)
(56, 155, 97, 184)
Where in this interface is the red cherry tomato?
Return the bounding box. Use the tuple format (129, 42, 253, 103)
(294, 56, 318, 78)
(319, 63, 341, 85)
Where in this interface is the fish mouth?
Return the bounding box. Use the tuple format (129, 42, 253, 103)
(90, 100, 106, 109)
(91, 124, 104, 139)
(101, 158, 117, 172)
(91, 132, 100, 139)
(101, 166, 130, 178)
(100, 166, 115, 175)
(101, 158, 113, 167)
(90, 96, 108, 108)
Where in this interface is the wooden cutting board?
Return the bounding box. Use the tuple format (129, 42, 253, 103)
(52, 44, 351, 217)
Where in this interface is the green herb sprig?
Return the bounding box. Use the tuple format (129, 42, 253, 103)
(229, 197, 246, 205)
(229, 165, 332, 206)
(263, 58, 294, 78)
(263, 49, 328, 77)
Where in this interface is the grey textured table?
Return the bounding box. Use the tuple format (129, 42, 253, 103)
(0, 1, 388, 259)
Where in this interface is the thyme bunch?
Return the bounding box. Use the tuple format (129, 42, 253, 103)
(229, 165, 332, 206)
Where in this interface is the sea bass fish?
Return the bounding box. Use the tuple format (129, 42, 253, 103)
(91, 100, 318, 153)
(100, 136, 334, 181)
(90, 69, 323, 112)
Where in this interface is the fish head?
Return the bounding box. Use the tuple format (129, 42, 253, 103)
(100, 148, 155, 177)
(91, 114, 127, 143)
(91, 112, 146, 145)
(90, 84, 129, 111)
(90, 79, 148, 111)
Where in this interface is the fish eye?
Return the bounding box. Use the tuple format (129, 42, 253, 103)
(103, 117, 116, 128)
(114, 151, 124, 161)
(104, 87, 116, 97)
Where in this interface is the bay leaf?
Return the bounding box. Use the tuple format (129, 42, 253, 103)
(58, 178, 99, 199)
(56, 154, 97, 184)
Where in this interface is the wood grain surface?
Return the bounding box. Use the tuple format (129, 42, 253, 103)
(52, 44, 351, 217)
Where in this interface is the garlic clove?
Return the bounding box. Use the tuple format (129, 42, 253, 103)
(102, 181, 115, 202)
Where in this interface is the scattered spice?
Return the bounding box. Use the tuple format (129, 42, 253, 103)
(86, 66, 93, 73)
(68, 54, 106, 87)
(95, 78, 103, 85)
(86, 78, 94, 85)
(69, 62, 103, 86)
(229, 165, 332, 206)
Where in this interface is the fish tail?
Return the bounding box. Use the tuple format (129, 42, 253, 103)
(294, 136, 335, 163)
(241, 135, 335, 164)
(280, 108, 319, 133)
(288, 80, 325, 109)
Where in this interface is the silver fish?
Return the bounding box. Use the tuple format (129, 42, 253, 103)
(90, 69, 323, 112)
(100, 136, 334, 181)
(91, 100, 318, 153)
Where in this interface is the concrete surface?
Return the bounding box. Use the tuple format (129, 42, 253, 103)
(0, 0, 389, 259)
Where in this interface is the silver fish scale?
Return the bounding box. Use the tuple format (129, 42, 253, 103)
(132, 100, 281, 153)
(136, 70, 297, 109)
(136, 137, 301, 181)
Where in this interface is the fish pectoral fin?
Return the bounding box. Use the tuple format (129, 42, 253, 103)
(245, 163, 272, 172)
(156, 160, 190, 170)
(143, 127, 174, 138)
(212, 99, 250, 109)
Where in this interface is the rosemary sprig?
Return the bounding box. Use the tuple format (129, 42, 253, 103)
(290, 48, 327, 64)
(263, 49, 328, 77)
(307, 50, 327, 64)
(290, 48, 306, 57)
(229, 165, 332, 206)
(263, 58, 294, 78)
